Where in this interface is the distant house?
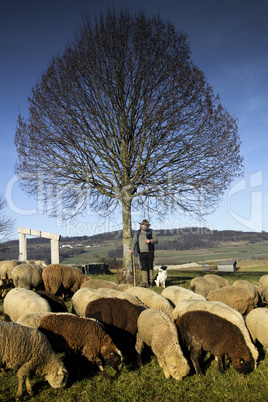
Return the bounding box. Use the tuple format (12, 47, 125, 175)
(217, 260, 237, 272)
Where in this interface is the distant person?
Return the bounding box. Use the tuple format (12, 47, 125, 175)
(130, 219, 158, 287)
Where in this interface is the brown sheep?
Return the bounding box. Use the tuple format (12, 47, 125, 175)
(36, 290, 68, 312)
(38, 313, 122, 377)
(85, 297, 143, 356)
(175, 310, 255, 375)
(42, 264, 89, 299)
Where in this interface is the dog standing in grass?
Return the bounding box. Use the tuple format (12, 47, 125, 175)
(154, 266, 168, 288)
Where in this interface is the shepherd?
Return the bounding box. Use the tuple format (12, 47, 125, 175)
(129, 219, 158, 288)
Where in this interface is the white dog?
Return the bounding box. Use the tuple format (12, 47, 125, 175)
(154, 265, 168, 288)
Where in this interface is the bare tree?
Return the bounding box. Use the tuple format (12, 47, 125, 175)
(15, 9, 243, 276)
(0, 195, 14, 241)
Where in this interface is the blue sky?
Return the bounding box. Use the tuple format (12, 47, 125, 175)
(1, 0, 268, 240)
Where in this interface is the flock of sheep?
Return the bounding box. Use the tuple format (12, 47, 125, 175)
(1, 260, 268, 400)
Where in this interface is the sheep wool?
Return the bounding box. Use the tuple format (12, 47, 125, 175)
(96, 287, 147, 311)
(161, 285, 206, 306)
(11, 263, 44, 290)
(245, 308, 268, 347)
(232, 280, 261, 307)
(4, 288, 52, 322)
(206, 286, 255, 315)
(176, 310, 255, 375)
(81, 278, 120, 290)
(0, 260, 23, 297)
(125, 286, 174, 318)
(36, 290, 68, 312)
(85, 297, 142, 336)
(190, 274, 230, 298)
(71, 288, 108, 316)
(259, 275, 268, 304)
(172, 299, 258, 365)
(136, 308, 190, 381)
(38, 313, 123, 376)
(16, 312, 51, 329)
(42, 264, 89, 298)
(0, 320, 68, 400)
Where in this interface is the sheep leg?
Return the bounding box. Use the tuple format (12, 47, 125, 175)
(135, 333, 144, 367)
(16, 367, 34, 400)
(93, 356, 109, 380)
(217, 355, 225, 374)
(190, 347, 203, 375)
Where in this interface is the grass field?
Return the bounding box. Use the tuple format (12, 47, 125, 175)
(1, 269, 268, 401)
(61, 240, 268, 268)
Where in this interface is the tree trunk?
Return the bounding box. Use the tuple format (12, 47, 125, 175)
(121, 195, 133, 282)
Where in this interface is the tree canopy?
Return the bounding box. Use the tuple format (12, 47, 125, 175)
(15, 9, 243, 274)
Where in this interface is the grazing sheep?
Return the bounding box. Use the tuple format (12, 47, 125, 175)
(38, 313, 122, 377)
(173, 299, 258, 365)
(190, 274, 230, 298)
(0, 260, 23, 297)
(245, 308, 268, 347)
(203, 274, 230, 287)
(161, 285, 206, 306)
(16, 312, 51, 329)
(36, 290, 68, 312)
(232, 280, 262, 307)
(81, 278, 132, 291)
(42, 264, 89, 299)
(125, 286, 174, 318)
(136, 308, 190, 381)
(206, 286, 255, 315)
(3, 288, 51, 322)
(0, 320, 68, 400)
(11, 263, 44, 291)
(259, 275, 268, 304)
(85, 297, 143, 355)
(72, 288, 110, 316)
(85, 297, 141, 335)
(176, 310, 255, 375)
(96, 287, 147, 311)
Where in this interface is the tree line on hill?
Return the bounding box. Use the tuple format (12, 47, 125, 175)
(1, 227, 267, 264)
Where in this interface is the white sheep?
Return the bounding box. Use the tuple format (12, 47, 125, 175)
(232, 279, 262, 307)
(0, 260, 23, 297)
(71, 288, 107, 316)
(16, 312, 52, 329)
(190, 274, 230, 298)
(173, 299, 258, 366)
(206, 286, 255, 315)
(81, 277, 132, 291)
(95, 287, 147, 311)
(0, 320, 68, 400)
(136, 308, 190, 380)
(161, 285, 206, 306)
(11, 262, 44, 290)
(259, 275, 268, 304)
(125, 286, 174, 318)
(245, 308, 268, 347)
(3, 288, 51, 322)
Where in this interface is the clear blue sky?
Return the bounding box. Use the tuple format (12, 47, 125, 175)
(1, 0, 268, 240)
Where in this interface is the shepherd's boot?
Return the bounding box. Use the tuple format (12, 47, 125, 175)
(140, 271, 149, 287)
